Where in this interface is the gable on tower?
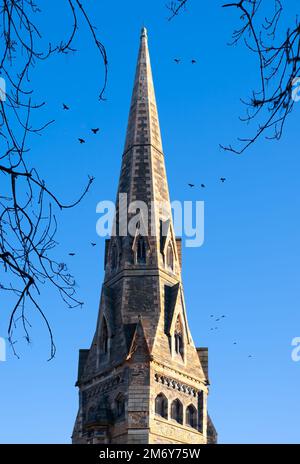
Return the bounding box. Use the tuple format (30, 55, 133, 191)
(72, 27, 217, 445)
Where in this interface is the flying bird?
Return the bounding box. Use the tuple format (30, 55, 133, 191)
(220, 177, 226, 183)
(233, 342, 237, 345)
(91, 242, 96, 247)
(69, 253, 76, 256)
(188, 183, 195, 188)
(78, 138, 85, 144)
(174, 58, 181, 64)
(91, 128, 99, 134)
(191, 59, 197, 64)
(62, 103, 69, 110)
(201, 184, 206, 188)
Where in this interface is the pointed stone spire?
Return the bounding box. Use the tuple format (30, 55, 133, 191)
(124, 27, 163, 153)
(110, 27, 173, 274)
(72, 29, 217, 446)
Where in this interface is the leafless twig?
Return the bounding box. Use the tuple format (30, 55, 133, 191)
(221, 0, 300, 154)
(0, 0, 107, 359)
(166, 0, 300, 154)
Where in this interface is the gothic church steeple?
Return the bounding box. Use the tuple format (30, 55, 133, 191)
(72, 28, 217, 445)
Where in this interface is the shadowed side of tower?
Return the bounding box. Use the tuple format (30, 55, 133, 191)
(72, 28, 217, 445)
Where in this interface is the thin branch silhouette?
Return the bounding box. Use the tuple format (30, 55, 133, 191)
(221, 0, 300, 154)
(166, 0, 189, 21)
(167, 0, 300, 154)
(0, 0, 107, 359)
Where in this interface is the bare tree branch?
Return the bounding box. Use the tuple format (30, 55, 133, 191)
(221, 0, 300, 154)
(0, 0, 107, 359)
(166, 0, 189, 21)
(167, 0, 300, 154)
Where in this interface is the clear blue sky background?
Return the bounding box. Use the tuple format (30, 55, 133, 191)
(1, 0, 300, 444)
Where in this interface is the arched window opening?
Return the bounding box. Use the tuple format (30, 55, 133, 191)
(186, 404, 197, 429)
(166, 242, 174, 271)
(174, 316, 184, 358)
(100, 318, 109, 355)
(137, 237, 146, 264)
(155, 393, 168, 419)
(111, 243, 118, 269)
(171, 399, 183, 424)
(115, 394, 125, 419)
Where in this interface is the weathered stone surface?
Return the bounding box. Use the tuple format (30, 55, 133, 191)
(72, 27, 217, 445)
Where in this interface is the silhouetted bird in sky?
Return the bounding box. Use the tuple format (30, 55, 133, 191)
(91, 128, 99, 134)
(91, 242, 96, 247)
(222, 315, 226, 318)
(210, 315, 214, 317)
(62, 103, 69, 110)
(188, 183, 195, 187)
(191, 59, 196, 64)
(248, 355, 253, 358)
(220, 177, 226, 183)
(233, 342, 237, 345)
(174, 58, 180, 64)
(201, 184, 205, 188)
(69, 253, 76, 256)
(78, 138, 85, 144)
(215, 318, 220, 322)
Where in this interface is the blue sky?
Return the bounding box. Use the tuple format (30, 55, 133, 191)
(1, 0, 300, 444)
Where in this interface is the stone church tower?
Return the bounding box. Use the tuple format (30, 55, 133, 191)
(72, 28, 217, 445)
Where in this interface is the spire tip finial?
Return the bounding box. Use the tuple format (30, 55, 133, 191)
(141, 26, 147, 38)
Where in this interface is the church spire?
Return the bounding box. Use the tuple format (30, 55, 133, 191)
(72, 28, 217, 446)
(110, 26, 173, 275)
(124, 27, 163, 153)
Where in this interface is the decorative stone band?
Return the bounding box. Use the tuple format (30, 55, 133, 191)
(82, 374, 124, 403)
(154, 373, 199, 397)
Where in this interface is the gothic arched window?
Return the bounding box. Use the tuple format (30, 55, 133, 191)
(186, 404, 197, 429)
(166, 242, 174, 271)
(100, 317, 109, 355)
(171, 399, 183, 424)
(155, 393, 168, 419)
(115, 393, 125, 419)
(174, 316, 184, 358)
(137, 236, 146, 264)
